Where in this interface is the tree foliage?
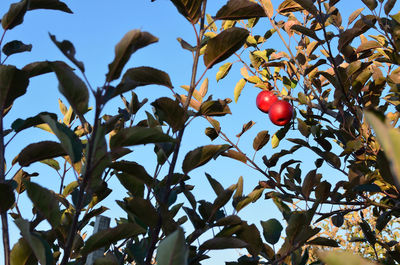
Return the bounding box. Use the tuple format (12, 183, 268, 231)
(1, 0, 400, 265)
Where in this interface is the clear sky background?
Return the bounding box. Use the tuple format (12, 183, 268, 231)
(0, 0, 395, 264)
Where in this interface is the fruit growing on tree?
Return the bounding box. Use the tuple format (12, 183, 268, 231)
(256, 90, 278, 113)
(268, 100, 293, 126)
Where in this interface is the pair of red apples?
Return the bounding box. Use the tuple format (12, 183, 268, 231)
(256, 90, 293, 126)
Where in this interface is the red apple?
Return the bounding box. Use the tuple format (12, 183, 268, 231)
(268, 100, 293, 126)
(256, 90, 278, 113)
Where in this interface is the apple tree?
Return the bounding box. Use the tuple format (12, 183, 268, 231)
(1, 0, 400, 265)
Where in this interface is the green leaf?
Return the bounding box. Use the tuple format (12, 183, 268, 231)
(11, 112, 57, 132)
(22, 61, 59, 78)
(205, 173, 225, 196)
(81, 223, 146, 255)
(0, 65, 30, 112)
(15, 141, 67, 167)
(24, 181, 61, 228)
(151, 97, 187, 133)
(199, 237, 248, 250)
(366, 111, 400, 184)
(198, 99, 232, 116)
(234, 78, 246, 103)
(110, 126, 174, 149)
(236, 223, 264, 256)
(10, 238, 36, 265)
(110, 160, 154, 186)
(106, 30, 158, 82)
(2, 40, 32, 56)
(204, 27, 249, 68)
(183, 207, 204, 229)
(384, 0, 396, 15)
(14, 219, 54, 265)
(49, 61, 89, 115)
(235, 187, 264, 212)
(156, 228, 188, 265)
(361, 0, 378, 10)
(28, 0, 73, 13)
(177, 37, 195, 52)
(0, 182, 15, 213)
(290, 24, 320, 41)
(125, 197, 158, 228)
(215, 0, 267, 20)
(40, 159, 60, 171)
(253, 130, 270, 151)
(293, 0, 319, 17)
(338, 15, 376, 52)
(205, 127, 219, 141)
(49, 33, 84, 72)
(261, 218, 283, 245)
(169, 0, 202, 24)
(302, 170, 317, 199)
(2, 0, 29, 30)
(216, 62, 233, 82)
(115, 66, 173, 97)
(221, 149, 247, 164)
(271, 125, 290, 149)
(182, 144, 230, 174)
(41, 114, 83, 163)
(307, 237, 339, 247)
(319, 251, 377, 265)
(233, 176, 244, 199)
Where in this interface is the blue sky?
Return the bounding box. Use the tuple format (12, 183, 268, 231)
(0, 0, 394, 264)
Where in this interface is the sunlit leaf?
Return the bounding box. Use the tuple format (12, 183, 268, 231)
(260, 0, 274, 17)
(277, 0, 303, 14)
(10, 238, 36, 265)
(234, 78, 246, 103)
(216, 62, 233, 82)
(366, 111, 400, 187)
(319, 251, 378, 265)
